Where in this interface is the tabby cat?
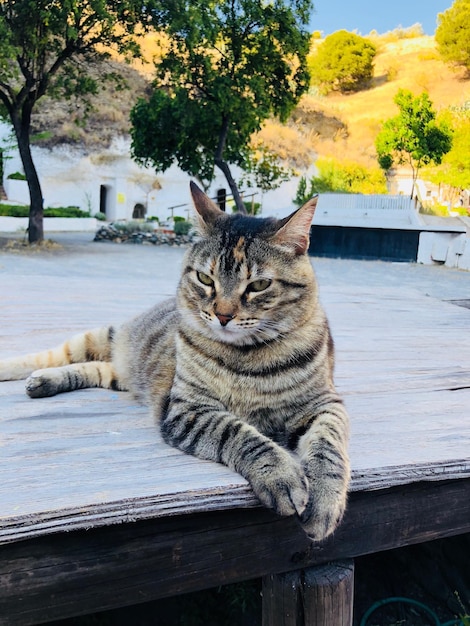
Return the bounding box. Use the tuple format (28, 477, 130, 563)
(0, 182, 350, 541)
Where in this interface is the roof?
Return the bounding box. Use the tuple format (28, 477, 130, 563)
(312, 194, 466, 233)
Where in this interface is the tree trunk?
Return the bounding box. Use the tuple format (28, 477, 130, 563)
(214, 157, 247, 214)
(214, 115, 247, 215)
(12, 103, 44, 244)
(409, 160, 420, 201)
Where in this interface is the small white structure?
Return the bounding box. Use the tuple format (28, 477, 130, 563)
(313, 193, 423, 229)
(311, 193, 470, 270)
(1, 130, 304, 225)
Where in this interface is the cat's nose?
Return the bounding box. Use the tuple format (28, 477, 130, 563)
(215, 312, 234, 327)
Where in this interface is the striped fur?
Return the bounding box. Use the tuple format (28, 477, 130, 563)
(0, 182, 350, 541)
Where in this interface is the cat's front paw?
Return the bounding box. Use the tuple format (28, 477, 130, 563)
(26, 369, 63, 398)
(299, 477, 348, 542)
(251, 456, 309, 518)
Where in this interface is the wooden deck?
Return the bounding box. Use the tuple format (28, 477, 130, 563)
(1, 241, 470, 624)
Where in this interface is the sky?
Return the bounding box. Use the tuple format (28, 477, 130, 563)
(309, 0, 453, 36)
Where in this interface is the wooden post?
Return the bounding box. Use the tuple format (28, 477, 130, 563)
(262, 559, 354, 626)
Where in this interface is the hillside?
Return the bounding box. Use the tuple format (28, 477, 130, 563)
(31, 59, 149, 150)
(260, 35, 470, 171)
(31, 33, 470, 172)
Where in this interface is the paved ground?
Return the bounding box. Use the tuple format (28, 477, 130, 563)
(2, 227, 470, 359)
(1, 229, 470, 299)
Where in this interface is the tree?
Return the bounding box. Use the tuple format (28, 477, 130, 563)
(308, 30, 376, 94)
(130, 0, 313, 213)
(0, 0, 155, 243)
(422, 106, 470, 205)
(375, 89, 453, 199)
(294, 157, 387, 205)
(435, 0, 470, 71)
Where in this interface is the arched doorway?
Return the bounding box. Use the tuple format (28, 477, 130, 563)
(132, 203, 146, 219)
(217, 188, 227, 212)
(99, 185, 109, 218)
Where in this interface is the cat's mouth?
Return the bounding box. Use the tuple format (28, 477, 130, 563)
(197, 311, 261, 345)
(207, 316, 255, 343)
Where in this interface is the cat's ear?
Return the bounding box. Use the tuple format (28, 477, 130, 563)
(190, 181, 225, 231)
(271, 195, 318, 255)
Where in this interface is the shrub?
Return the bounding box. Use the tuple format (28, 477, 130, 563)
(173, 220, 192, 236)
(113, 220, 154, 234)
(243, 201, 261, 215)
(0, 204, 29, 217)
(94, 212, 107, 221)
(0, 204, 92, 217)
(294, 158, 387, 203)
(436, 0, 470, 70)
(43, 207, 90, 218)
(7, 171, 26, 180)
(308, 31, 377, 94)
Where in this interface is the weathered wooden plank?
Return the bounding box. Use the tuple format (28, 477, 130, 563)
(1, 373, 470, 543)
(1, 247, 470, 549)
(0, 479, 469, 626)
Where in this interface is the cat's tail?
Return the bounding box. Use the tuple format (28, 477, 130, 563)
(0, 326, 115, 381)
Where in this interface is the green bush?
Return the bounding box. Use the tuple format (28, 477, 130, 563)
(94, 212, 107, 221)
(243, 201, 261, 215)
(7, 171, 26, 180)
(174, 220, 192, 236)
(0, 204, 91, 218)
(113, 220, 154, 234)
(308, 31, 377, 94)
(294, 158, 387, 204)
(0, 204, 29, 217)
(436, 0, 470, 70)
(44, 207, 90, 218)
(173, 215, 185, 223)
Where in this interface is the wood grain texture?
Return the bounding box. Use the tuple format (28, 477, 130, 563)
(0, 479, 469, 626)
(1, 280, 470, 543)
(1, 247, 470, 624)
(262, 561, 354, 626)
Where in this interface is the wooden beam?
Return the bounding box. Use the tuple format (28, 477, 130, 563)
(262, 560, 354, 626)
(0, 479, 469, 625)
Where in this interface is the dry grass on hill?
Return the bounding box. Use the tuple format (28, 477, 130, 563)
(31, 59, 150, 151)
(262, 35, 470, 171)
(31, 33, 470, 167)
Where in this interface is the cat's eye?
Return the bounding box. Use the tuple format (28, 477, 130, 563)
(197, 271, 214, 287)
(247, 279, 272, 293)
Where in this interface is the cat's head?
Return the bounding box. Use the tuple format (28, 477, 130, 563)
(178, 182, 318, 346)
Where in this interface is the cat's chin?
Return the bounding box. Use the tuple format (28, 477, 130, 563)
(207, 325, 257, 346)
(181, 310, 259, 346)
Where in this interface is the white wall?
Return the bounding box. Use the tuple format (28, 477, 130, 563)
(1, 129, 306, 223)
(0, 216, 97, 232)
(417, 231, 470, 271)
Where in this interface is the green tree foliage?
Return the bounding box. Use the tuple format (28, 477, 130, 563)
(241, 145, 293, 194)
(130, 0, 313, 212)
(423, 105, 470, 205)
(0, 0, 155, 243)
(294, 157, 387, 205)
(308, 30, 377, 94)
(375, 89, 453, 198)
(435, 0, 470, 70)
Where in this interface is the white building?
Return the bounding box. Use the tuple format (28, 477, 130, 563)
(1, 129, 304, 225)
